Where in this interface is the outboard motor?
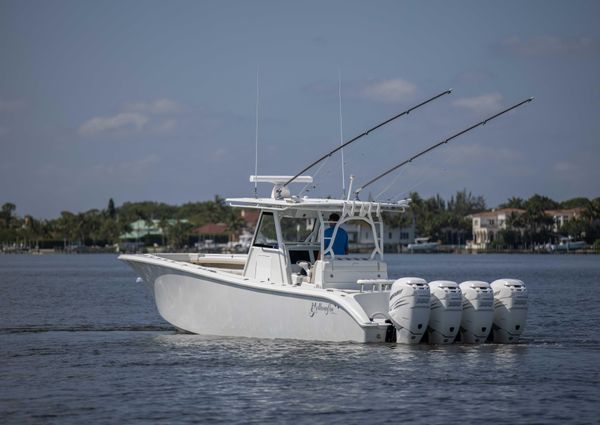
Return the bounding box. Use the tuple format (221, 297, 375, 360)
(490, 279, 528, 343)
(427, 280, 463, 344)
(459, 281, 494, 343)
(388, 277, 431, 344)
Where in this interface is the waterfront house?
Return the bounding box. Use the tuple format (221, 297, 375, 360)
(468, 208, 525, 250)
(119, 219, 188, 249)
(468, 207, 586, 250)
(344, 221, 415, 251)
(544, 208, 585, 233)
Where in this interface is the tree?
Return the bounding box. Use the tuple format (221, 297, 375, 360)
(80, 209, 103, 245)
(107, 198, 116, 220)
(448, 189, 486, 216)
(500, 196, 525, 209)
(98, 219, 119, 245)
(225, 210, 245, 243)
(57, 211, 77, 249)
(493, 228, 522, 249)
(158, 217, 170, 247)
(520, 195, 556, 247)
(168, 220, 194, 249)
(560, 218, 587, 240)
(583, 198, 600, 221)
(1, 202, 16, 229)
(524, 194, 559, 212)
(560, 197, 590, 209)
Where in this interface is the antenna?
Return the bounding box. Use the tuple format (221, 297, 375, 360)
(254, 65, 260, 198)
(354, 97, 534, 198)
(282, 89, 453, 189)
(338, 67, 345, 197)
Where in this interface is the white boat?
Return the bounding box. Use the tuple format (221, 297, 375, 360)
(407, 237, 439, 252)
(547, 236, 586, 252)
(120, 176, 528, 344)
(119, 94, 533, 344)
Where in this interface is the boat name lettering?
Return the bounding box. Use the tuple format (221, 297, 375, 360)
(309, 302, 337, 317)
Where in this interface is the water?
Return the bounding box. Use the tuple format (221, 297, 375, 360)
(1, 254, 599, 424)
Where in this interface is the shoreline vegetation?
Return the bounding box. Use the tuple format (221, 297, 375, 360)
(2, 190, 600, 254)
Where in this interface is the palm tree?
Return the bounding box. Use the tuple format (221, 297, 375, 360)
(500, 196, 525, 209)
(225, 210, 245, 243)
(1, 202, 16, 229)
(169, 220, 193, 249)
(521, 201, 554, 248)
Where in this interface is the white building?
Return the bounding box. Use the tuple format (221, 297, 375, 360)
(468, 208, 524, 250)
(544, 208, 585, 233)
(345, 222, 415, 251)
(468, 207, 586, 250)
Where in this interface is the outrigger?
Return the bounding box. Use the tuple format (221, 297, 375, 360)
(120, 93, 532, 344)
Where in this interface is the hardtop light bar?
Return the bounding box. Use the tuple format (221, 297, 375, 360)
(226, 196, 410, 213)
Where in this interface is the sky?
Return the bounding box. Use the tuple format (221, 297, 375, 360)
(1, 0, 599, 218)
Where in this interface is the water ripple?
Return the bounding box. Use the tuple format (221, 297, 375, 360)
(0, 324, 173, 334)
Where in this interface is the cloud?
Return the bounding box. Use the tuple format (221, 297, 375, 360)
(303, 78, 418, 104)
(303, 80, 336, 97)
(124, 98, 183, 114)
(78, 112, 148, 136)
(91, 154, 160, 177)
(499, 36, 600, 57)
(312, 35, 328, 46)
(554, 161, 575, 173)
(455, 70, 495, 85)
(0, 99, 26, 112)
(359, 78, 417, 103)
(453, 93, 503, 113)
(447, 144, 524, 164)
(210, 147, 229, 162)
(156, 118, 177, 132)
(78, 98, 183, 136)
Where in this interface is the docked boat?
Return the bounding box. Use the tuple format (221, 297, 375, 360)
(547, 237, 586, 252)
(407, 237, 439, 252)
(120, 92, 533, 344)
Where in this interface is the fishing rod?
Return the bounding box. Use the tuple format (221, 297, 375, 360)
(281, 89, 453, 190)
(354, 97, 534, 199)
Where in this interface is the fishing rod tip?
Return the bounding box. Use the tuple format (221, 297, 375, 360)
(529, 96, 535, 101)
(448, 88, 453, 93)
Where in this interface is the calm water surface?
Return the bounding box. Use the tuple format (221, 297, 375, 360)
(1, 254, 599, 424)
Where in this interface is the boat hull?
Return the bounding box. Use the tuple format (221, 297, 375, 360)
(121, 255, 387, 343)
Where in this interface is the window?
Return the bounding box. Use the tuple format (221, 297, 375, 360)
(388, 232, 393, 239)
(253, 212, 278, 248)
(280, 217, 315, 243)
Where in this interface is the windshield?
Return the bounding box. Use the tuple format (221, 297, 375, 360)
(280, 217, 315, 243)
(253, 212, 278, 248)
